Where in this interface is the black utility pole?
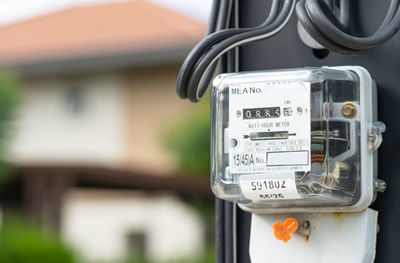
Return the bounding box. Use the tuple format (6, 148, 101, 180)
(216, 1, 400, 262)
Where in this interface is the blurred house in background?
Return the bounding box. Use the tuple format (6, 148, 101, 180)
(0, 1, 211, 262)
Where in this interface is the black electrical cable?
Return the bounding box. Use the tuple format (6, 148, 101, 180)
(296, 0, 358, 53)
(211, 5, 229, 263)
(177, 0, 295, 102)
(188, 0, 295, 102)
(215, 198, 225, 263)
(338, 0, 350, 29)
(178, 0, 400, 102)
(296, 0, 400, 54)
(323, 0, 333, 10)
(177, 0, 286, 101)
(206, 0, 221, 35)
(196, 0, 234, 102)
(216, 0, 233, 31)
(176, 0, 281, 99)
(176, 0, 282, 100)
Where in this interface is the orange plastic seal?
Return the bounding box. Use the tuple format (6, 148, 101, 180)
(273, 218, 299, 243)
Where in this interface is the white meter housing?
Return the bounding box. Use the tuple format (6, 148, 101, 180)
(211, 66, 385, 213)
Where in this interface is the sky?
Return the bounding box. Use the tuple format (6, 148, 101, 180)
(0, 0, 212, 26)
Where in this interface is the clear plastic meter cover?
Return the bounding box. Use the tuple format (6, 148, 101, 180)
(211, 68, 362, 209)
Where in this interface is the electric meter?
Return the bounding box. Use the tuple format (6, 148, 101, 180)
(211, 66, 385, 213)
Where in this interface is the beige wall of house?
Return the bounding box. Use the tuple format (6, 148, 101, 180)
(123, 64, 194, 173)
(8, 63, 195, 174)
(9, 72, 127, 167)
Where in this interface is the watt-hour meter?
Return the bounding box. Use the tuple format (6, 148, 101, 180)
(211, 66, 386, 213)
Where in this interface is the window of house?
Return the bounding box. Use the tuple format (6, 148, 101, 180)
(126, 231, 147, 261)
(65, 84, 85, 116)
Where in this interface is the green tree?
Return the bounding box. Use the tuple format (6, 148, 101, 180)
(164, 101, 210, 174)
(163, 99, 215, 258)
(0, 71, 18, 186)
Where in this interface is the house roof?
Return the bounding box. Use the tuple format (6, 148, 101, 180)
(0, 0, 206, 75)
(16, 165, 212, 198)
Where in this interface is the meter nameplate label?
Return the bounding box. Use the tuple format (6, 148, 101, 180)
(228, 81, 311, 174)
(239, 173, 301, 200)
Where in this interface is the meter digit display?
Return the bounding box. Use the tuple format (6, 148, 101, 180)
(243, 107, 281, 119)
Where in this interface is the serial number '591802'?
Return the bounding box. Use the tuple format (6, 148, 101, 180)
(251, 180, 286, 191)
(239, 175, 302, 201)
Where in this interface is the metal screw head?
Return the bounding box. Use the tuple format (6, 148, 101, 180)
(342, 102, 357, 118)
(309, 183, 322, 193)
(374, 179, 387, 193)
(302, 221, 310, 229)
(230, 138, 239, 148)
(324, 103, 329, 117)
(297, 106, 303, 115)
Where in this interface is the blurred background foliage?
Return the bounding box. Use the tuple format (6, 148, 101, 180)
(163, 97, 215, 261)
(164, 98, 210, 175)
(0, 71, 215, 263)
(0, 216, 214, 263)
(0, 78, 214, 262)
(124, 246, 214, 263)
(0, 216, 77, 263)
(0, 71, 19, 187)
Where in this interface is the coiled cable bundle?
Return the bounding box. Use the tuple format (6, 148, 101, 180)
(296, 0, 400, 54)
(177, 0, 296, 102)
(177, 0, 400, 102)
